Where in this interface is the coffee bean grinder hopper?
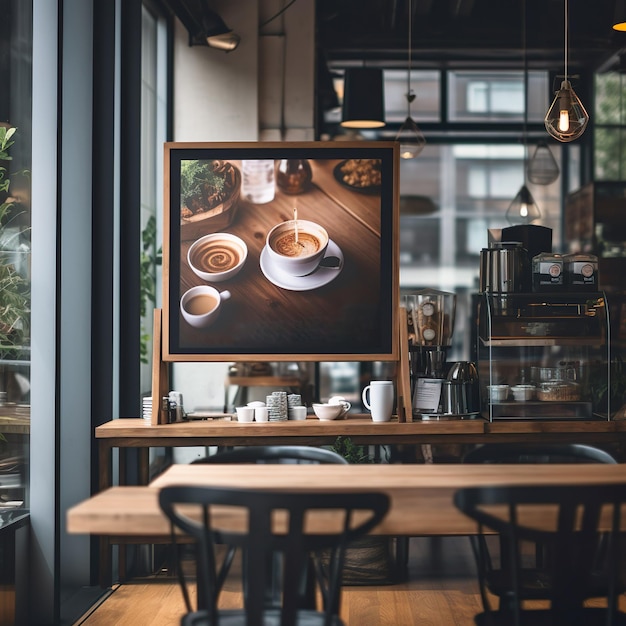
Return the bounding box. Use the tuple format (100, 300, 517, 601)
(404, 289, 462, 418)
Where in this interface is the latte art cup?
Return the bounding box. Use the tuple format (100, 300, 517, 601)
(187, 232, 247, 282)
(266, 219, 329, 276)
(180, 285, 231, 329)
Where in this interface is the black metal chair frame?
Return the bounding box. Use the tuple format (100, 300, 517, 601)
(186, 445, 348, 612)
(462, 443, 618, 466)
(461, 443, 618, 613)
(191, 445, 349, 466)
(454, 483, 626, 626)
(159, 485, 390, 626)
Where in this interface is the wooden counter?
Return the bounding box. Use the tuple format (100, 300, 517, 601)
(96, 415, 626, 491)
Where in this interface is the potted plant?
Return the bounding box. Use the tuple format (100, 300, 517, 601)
(0, 126, 30, 395)
(325, 436, 398, 585)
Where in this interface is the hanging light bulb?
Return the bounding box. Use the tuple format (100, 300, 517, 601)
(527, 141, 560, 185)
(395, 0, 425, 159)
(544, 0, 589, 142)
(397, 93, 426, 159)
(506, 184, 541, 225)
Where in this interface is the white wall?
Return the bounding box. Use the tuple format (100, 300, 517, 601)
(170, 0, 315, 418)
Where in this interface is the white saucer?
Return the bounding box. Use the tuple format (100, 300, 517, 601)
(260, 239, 344, 292)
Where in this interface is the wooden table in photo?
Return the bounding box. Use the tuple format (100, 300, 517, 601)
(176, 158, 389, 355)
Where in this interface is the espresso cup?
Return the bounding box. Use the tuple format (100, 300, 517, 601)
(187, 232, 248, 282)
(254, 406, 269, 422)
(180, 285, 231, 329)
(288, 406, 307, 421)
(266, 219, 329, 276)
(236, 406, 255, 422)
(362, 381, 394, 422)
(328, 396, 351, 417)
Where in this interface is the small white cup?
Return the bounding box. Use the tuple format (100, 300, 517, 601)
(254, 406, 269, 422)
(312, 403, 344, 421)
(328, 396, 351, 417)
(236, 406, 255, 422)
(288, 406, 307, 421)
(362, 381, 394, 422)
(180, 285, 231, 329)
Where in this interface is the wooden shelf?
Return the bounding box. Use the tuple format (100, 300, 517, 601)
(226, 376, 304, 387)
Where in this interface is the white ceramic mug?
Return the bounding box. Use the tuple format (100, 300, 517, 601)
(362, 381, 394, 422)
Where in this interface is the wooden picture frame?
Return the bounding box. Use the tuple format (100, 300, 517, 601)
(162, 141, 399, 362)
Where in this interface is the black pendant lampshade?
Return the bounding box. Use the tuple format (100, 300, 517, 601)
(341, 68, 385, 129)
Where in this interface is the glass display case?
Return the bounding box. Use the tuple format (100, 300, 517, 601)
(475, 292, 611, 420)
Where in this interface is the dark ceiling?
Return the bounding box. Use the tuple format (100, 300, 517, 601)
(316, 0, 626, 73)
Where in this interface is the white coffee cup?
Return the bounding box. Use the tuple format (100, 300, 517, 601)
(362, 381, 394, 422)
(180, 285, 231, 329)
(328, 396, 351, 417)
(236, 406, 255, 422)
(254, 406, 269, 422)
(288, 406, 307, 421)
(266, 219, 329, 276)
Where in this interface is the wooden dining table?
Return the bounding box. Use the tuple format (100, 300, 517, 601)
(69, 461, 626, 587)
(68, 462, 626, 538)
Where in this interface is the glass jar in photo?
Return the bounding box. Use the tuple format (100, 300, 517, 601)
(241, 159, 276, 204)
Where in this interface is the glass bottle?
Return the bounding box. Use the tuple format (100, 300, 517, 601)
(276, 159, 312, 194)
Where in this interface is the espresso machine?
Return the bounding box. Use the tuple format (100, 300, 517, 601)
(404, 289, 479, 419)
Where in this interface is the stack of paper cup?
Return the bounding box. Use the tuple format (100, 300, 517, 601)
(266, 392, 288, 421)
(142, 396, 152, 421)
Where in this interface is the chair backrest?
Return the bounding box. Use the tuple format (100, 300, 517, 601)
(454, 483, 626, 621)
(159, 485, 389, 626)
(191, 445, 349, 465)
(462, 442, 617, 465)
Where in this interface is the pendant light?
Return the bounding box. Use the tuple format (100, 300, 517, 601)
(340, 68, 385, 129)
(544, 0, 589, 142)
(527, 141, 560, 185)
(395, 0, 426, 158)
(507, 0, 541, 226)
(612, 0, 626, 31)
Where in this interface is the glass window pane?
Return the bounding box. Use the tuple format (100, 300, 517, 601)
(0, 0, 31, 516)
(385, 70, 440, 123)
(448, 70, 548, 122)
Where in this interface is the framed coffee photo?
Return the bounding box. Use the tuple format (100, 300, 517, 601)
(162, 141, 400, 362)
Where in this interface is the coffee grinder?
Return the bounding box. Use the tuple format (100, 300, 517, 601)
(404, 289, 457, 417)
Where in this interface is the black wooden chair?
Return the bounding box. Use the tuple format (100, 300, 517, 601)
(462, 443, 618, 466)
(187, 446, 348, 610)
(454, 482, 626, 626)
(159, 485, 390, 626)
(461, 443, 618, 613)
(191, 445, 349, 466)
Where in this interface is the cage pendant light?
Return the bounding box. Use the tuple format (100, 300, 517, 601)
(507, 0, 541, 225)
(395, 0, 426, 158)
(544, 0, 589, 142)
(527, 140, 560, 185)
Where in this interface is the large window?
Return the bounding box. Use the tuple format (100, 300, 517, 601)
(0, 0, 31, 519)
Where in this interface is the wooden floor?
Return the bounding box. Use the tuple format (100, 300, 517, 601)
(73, 537, 485, 625)
(72, 536, 626, 626)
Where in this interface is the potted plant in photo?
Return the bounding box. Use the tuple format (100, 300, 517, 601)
(179, 159, 241, 240)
